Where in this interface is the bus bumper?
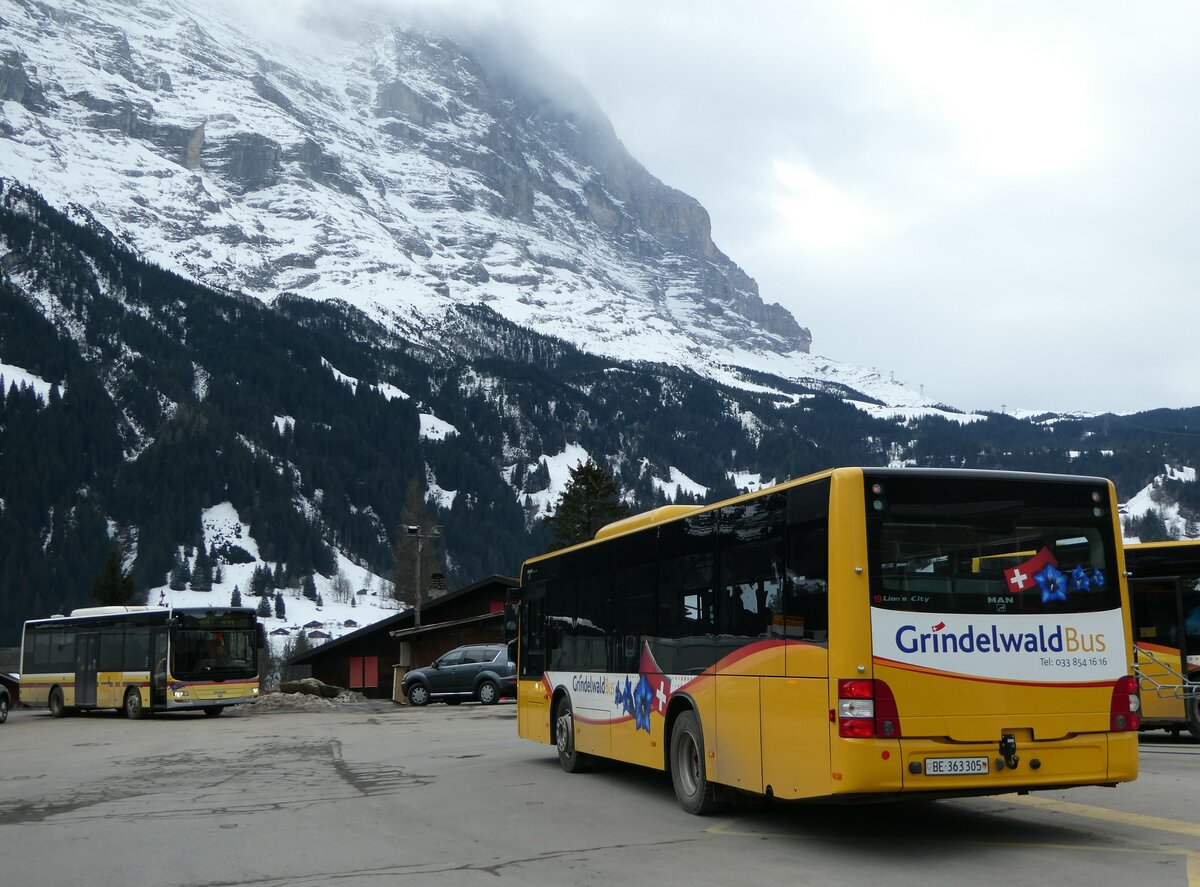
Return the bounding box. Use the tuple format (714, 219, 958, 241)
(831, 732, 1137, 796)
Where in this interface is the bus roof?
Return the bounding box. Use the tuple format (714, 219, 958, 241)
(521, 465, 1115, 572)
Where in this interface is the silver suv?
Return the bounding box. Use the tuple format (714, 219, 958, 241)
(401, 643, 517, 706)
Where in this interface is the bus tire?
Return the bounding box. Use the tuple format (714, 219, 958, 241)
(123, 688, 147, 720)
(48, 687, 66, 718)
(203, 706, 224, 718)
(1186, 686, 1200, 740)
(670, 710, 721, 815)
(555, 696, 592, 773)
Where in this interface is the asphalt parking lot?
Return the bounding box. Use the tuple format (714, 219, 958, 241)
(1, 700, 1198, 887)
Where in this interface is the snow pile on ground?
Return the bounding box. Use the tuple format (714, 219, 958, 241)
(249, 688, 370, 714)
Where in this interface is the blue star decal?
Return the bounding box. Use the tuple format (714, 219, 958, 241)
(1035, 564, 1068, 604)
(1092, 568, 1105, 588)
(1069, 565, 1090, 592)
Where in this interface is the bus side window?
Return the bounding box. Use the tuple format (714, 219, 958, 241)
(577, 568, 613, 673)
(656, 511, 717, 674)
(99, 627, 125, 672)
(717, 493, 786, 642)
(546, 576, 578, 671)
(519, 581, 546, 678)
(786, 479, 830, 644)
(612, 529, 658, 674)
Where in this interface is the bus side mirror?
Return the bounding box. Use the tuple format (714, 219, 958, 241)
(256, 624, 267, 649)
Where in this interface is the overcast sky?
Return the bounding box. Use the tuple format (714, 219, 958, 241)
(243, 1, 1200, 415)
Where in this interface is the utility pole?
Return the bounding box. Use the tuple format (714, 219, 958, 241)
(404, 525, 442, 628)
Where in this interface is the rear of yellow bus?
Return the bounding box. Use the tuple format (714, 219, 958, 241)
(829, 469, 1138, 798)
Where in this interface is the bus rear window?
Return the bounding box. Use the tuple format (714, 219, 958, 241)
(865, 474, 1120, 616)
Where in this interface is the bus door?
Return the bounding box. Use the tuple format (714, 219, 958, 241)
(150, 628, 169, 708)
(76, 633, 98, 707)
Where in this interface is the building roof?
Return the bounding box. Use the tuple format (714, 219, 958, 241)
(287, 574, 516, 665)
(388, 611, 501, 640)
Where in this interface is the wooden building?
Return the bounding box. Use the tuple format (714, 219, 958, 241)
(287, 574, 516, 700)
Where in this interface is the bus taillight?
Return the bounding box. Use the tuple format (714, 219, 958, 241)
(837, 679, 902, 738)
(1110, 675, 1141, 732)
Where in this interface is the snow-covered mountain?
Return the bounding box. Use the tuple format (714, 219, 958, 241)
(0, 0, 946, 412)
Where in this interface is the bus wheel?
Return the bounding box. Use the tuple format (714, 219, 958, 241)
(48, 687, 66, 718)
(670, 711, 721, 815)
(123, 689, 147, 720)
(1186, 692, 1200, 741)
(555, 697, 592, 773)
(203, 706, 225, 718)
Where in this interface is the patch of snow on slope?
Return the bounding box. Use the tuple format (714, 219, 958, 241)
(425, 466, 457, 510)
(419, 414, 458, 441)
(0, 361, 62, 402)
(1121, 465, 1198, 542)
(651, 466, 709, 501)
(521, 443, 592, 517)
(148, 502, 401, 651)
(846, 402, 986, 425)
(728, 471, 773, 493)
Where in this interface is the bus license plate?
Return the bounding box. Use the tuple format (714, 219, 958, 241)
(924, 756, 989, 776)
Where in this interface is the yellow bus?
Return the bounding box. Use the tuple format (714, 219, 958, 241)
(516, 467, 1140, 813)
(1124, 540, 1200, 737)
(21, 606, 263, 718)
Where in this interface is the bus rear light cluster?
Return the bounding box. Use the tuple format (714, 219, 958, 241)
(1110, 675, 1141, 732)
(838, 679, 902, 738)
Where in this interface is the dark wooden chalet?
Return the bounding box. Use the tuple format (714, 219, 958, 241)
(287, 574, 516, 700)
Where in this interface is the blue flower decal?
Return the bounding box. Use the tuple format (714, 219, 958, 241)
(633, 675, 654, 733)
(1035, 564, 1068, 603)
(614, 676, 635, 717)
(1069, 565, 1090, 592)
(1092, 568, 1105, 588)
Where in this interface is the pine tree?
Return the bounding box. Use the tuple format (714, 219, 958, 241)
(256, 596, 271, 618)
(230, 585, 242, 607)
(168, 552, 189, 591)
(274, 591, 286, 619)
(191, 547, 213, 591)
(302, 573, 317, 600)
(92, 547, 137, 606)
(545, 459, 630, 550)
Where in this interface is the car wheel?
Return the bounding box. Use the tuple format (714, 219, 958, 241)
(477, 679, 499, 705)
(124, 688, 147, 720)
(203, 706, 225, 718)
(670, 710, 722, 815)
(0, 693, 8, 724)
(407, 683, 430, 706)
(48, 687, 66, 718)
(555, 696, 593, 773)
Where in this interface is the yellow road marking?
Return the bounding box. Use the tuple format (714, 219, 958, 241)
(708, 796, 1200, 887)
(1006, 794, 1200, 841)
